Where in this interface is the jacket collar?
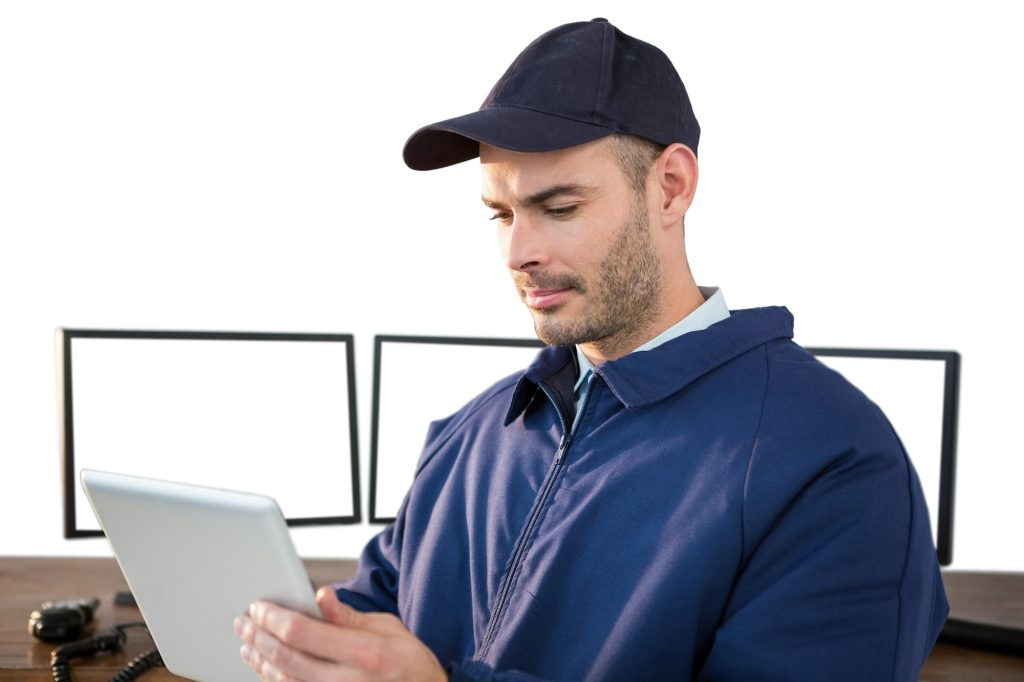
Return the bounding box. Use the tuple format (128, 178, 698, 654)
(504, 307, 794, 425)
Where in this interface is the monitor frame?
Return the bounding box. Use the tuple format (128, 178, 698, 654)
(58, 328, 362, 538)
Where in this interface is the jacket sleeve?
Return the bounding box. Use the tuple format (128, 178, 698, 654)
(336, 533, 548, 680)
(697, 401, 948, 681)
(333, 401, 564, 679)
(332, 411, 459, 615)
(333, 513, 404, 616)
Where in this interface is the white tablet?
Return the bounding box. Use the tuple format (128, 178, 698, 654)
(81, 469, 321, 682)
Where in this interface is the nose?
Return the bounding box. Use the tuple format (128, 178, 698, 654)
(501, 213, 545, 272)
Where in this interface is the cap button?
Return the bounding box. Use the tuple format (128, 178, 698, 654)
(591, 17, 609, 22)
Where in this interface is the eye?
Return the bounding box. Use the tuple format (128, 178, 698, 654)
(546, 204, 578, 219)
(489, 210, 513, 226)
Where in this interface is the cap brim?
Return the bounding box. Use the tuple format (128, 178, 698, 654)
(402, 107, 616, 171)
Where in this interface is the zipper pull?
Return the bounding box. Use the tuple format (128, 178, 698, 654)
(555, 434, 571, 464)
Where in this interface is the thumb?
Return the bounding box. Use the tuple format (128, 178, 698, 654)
(315, 586, 408, 636)
(316, 586, 362, 627)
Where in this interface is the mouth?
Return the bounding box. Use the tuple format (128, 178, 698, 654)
(523, 287, 573, 310)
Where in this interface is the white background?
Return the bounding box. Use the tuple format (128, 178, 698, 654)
(1, 2, 1021, 569)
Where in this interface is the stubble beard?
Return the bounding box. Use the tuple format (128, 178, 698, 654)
(516, 197, 663, 354)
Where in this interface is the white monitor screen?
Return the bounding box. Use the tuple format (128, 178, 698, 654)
(809, 348, 959, 565)
(369, 336, 543, 522)
(59, 329, 360, 537)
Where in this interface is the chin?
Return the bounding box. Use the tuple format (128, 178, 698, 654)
(532, 319, 580, 348)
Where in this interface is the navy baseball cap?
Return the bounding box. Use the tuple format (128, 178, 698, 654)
(402, 18, 700, 171)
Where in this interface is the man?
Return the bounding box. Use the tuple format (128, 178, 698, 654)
(235, 18, 948, 681)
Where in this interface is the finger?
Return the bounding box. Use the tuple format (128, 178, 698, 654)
(237, 615, 364, 682)
(248, 601, 381, 667)
(240, 641, 288, 682)
(241, 639, 326, 682)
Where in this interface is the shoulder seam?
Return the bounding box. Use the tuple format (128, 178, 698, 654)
(888, 443, 917, 681)
(741, 342, 773, 566)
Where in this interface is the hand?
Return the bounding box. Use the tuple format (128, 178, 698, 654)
(235, 586, 447, 682)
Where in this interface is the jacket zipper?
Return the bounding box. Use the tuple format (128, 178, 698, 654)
(477, 378, 594, 660)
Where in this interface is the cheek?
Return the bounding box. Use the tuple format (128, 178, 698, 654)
(496, 229, 512, 263)
(559, 235, 603, 273)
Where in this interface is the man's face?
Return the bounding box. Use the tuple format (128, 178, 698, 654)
(480, 138, 664, 359)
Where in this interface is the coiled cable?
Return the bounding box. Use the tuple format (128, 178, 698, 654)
(108, 648, 164, 682)
(50, 627, 125, 682)
(49, 622, 163, 682)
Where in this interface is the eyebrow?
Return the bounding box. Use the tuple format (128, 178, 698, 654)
(482, 183, 592, 209)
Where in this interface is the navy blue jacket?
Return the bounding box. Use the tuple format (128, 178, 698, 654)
(337, 307, 948, 680)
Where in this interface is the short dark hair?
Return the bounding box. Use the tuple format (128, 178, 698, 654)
(611, 134, 665, 195)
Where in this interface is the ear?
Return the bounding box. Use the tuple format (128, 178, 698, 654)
(654, 143, 698, 229)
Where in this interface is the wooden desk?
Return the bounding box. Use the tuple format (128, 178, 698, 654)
(921, 571, 1024, 681)
(0, 556, 357, 681)
(1, 558, 1021, 681)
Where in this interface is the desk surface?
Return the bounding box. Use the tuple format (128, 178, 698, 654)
(0, 557, 1021, 681)
(0, 556, 356, 682)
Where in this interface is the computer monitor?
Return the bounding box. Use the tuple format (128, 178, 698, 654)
(807, 348, 960, 565)
(58, 329, 361, 538)
(369, 335, 543, 522)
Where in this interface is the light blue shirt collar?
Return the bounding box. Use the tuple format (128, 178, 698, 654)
(574, 286, 730, 392)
